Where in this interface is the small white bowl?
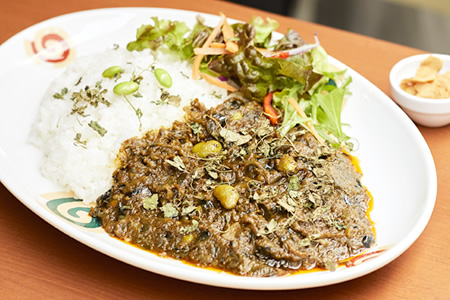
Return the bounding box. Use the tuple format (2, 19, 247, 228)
(389, 53, 450, 127)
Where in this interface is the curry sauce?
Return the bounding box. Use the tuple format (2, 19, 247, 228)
(90, 96, 374, 276)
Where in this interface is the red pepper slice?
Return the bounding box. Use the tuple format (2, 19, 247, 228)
(270, 51, 290, 59)
(263, 92, 279, 125)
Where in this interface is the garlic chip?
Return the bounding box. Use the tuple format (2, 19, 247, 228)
(400, 55, 450, 99)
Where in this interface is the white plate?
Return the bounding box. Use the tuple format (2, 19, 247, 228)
(0, 8, 437, 290)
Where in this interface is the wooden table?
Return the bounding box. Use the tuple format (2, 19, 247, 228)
(1, 0, 449, 298)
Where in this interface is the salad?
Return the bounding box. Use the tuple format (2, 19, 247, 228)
(127, 13, 352, 148)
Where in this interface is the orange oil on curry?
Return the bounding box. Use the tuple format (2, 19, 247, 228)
(349, 153, 375, 230)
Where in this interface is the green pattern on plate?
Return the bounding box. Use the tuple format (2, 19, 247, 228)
(46, 197, 101, 228)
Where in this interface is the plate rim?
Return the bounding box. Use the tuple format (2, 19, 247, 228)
(0, 7, 437, 290)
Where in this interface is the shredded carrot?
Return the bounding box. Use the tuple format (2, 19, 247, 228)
(194, 47, 230, 55)
(199, 72, 238, 92)
(192, 56, 203, 80)
(220, 13, 232, 37)
(221, 15, 239, 53)
(210, 42, 226, 48)
(287, 97, 324, 144)
(204, 13, 227, 47)
(225, 39, 239, 53)
(192, 13, 227, 80)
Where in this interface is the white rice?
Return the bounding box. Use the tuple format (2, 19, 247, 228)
(30, 48, 227, 204)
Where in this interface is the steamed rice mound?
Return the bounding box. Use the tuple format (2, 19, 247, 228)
(30, 48, 227, 204)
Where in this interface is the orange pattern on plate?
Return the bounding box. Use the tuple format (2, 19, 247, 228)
(24, 27, 75, 67)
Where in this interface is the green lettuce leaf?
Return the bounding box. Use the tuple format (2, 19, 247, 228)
(127, 16, 205, 59)
(314, 82, 351, 145)
(249, 16, 279, 48)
